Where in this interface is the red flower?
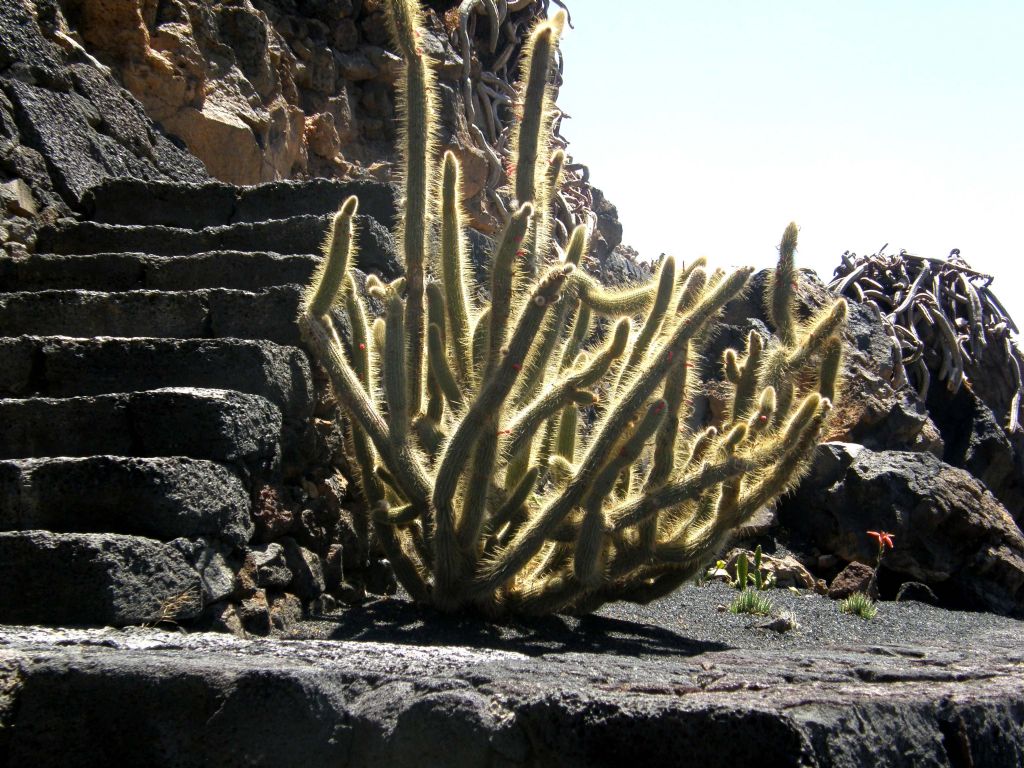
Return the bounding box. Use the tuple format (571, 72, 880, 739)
(867, 530, 895, 549)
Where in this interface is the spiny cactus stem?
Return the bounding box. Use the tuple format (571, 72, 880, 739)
(485, 203, 535, 381)
(300, 314, 431, 511)
(738, 404, 830, 513)
(786, 299, 849, 370)
(385, 0, 437, 417)
(428, 323, 463, 408)
(819, 336, 844, 401)
(439, 151, 475, 386)
(608, 454, 758, 532)
(514, 26, 554, 204)
(433, 266, 569, 595)
(573, 272, 658, 316)
(486, 466, 540, 537)
(384, 294, 410, 441)
(559, 301, 591, 371)
(304, 196, 358, 318)
(730, 331, 763, 423)
(770, 222, 799, 345)
(512, 225, 589, 407)
(646, 342, 691, 491)
(623, 257, 676, 375)
(503, 318, 630, 459)
(676, 266, 708, 314)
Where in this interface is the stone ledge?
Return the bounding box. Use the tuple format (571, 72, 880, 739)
(0, 614, 1021, 767)
(0, 534, 200, 628)
(0, 387, 281, 466)
(0, 456, 252, 546)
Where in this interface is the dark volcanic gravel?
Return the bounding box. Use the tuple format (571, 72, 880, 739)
(293, 580, 1024, 659)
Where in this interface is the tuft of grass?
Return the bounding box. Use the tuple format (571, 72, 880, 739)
(729, 589, 774, 616)
(839, 591, 878, 620)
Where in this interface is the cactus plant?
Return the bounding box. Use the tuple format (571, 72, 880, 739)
(297, 0, 848, 616)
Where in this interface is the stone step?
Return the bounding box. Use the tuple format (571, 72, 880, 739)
(0, 286, 304, 346)
(0, 456, 253, 547)
(80, 177, 397, 230)
(0, 337, 312, 419)
(34, 214, 401, 276)
(0, 251, 319, 292)
(0, 530, 202, 626)
(0, 388, 281, 466)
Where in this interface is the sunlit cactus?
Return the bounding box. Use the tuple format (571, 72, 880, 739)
(297, 0, 846, 615)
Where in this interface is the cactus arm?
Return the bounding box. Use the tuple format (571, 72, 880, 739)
(646, 340, 690, 490)
(559, 301, 591, 370)
(574, 400, 667, 587)
(502, 318, 630, 459)
(554, 404, 578, 461)
(768, 222, 799, 345)
(736, 401, 829, 514)
(428, 323, 464, 409)
(383, 294, 410, 443)
(512, 224, 588, 406)
(303, 197, 358, 318)
(384, 0, 439, 417)
(471, 306, 490, 378)
(730, 331, 763, 423)
(299, 314, 432, 514)
(785, 299, 849, 370)
(343, 276, 374, 398)
(510, 14, 565, 276)
(485, 203, 535, 380)
(439, 151, 475, 386)
(457, 429, 499, 554)
(573, 271, 657, 317)
(623, 257, 676, 377)
(608, 453, 759, 532)
(685, 427, 718, 468)
(486, 466, 540, 537)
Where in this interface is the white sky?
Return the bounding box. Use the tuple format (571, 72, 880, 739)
(554, 0, 1024, 324)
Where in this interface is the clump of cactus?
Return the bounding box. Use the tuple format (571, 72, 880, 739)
(297, 0, 847, 616)
(730, 545, 776, 590)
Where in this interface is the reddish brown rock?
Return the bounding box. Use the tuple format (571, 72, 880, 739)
(828, 562, 875, 600)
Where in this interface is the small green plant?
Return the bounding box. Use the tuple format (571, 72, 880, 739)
(298, 0, 847, 616)
(729, 589, 774, 616)
(729, 545, 776, 590)
(733, 549, 749, 589)
(839, 591, 878, 620)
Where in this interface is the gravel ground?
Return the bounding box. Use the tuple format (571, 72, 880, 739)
(294, 580, 1024, 659)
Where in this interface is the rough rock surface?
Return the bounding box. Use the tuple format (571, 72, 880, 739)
(779, 443, 1024, 617)
(0, 2, 207, 218)
(0, 456, 253, 546)
(1, 582, 1022, 766)
(0, 530, 201, 626)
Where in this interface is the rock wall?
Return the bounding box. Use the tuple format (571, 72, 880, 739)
(3, 0, 624, 254)
(0, 1, 207, 230)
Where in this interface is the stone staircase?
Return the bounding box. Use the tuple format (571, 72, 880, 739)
(0, 177, 401, 634)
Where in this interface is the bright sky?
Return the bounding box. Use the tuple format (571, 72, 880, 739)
(554, 0, 1024, 324)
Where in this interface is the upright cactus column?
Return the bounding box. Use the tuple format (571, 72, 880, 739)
(297, 1, 847, 616)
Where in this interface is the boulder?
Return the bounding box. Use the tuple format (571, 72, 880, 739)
(828, 562, 875, 600)
(779, 443, 1024, 617)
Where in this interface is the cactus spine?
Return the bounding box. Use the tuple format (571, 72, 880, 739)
(298, 1, 846, 616)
